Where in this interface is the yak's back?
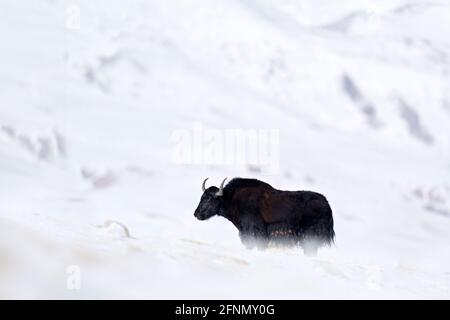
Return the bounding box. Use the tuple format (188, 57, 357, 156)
(223, 178, 273, 199)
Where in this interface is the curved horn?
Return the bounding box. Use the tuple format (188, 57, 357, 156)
(202, 178, 209, 192)
(215, 178, 227, 197)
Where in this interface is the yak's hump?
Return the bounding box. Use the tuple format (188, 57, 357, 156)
(224, 178, 273, 196)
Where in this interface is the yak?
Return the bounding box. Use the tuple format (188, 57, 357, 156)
(194, 177, 335, 255)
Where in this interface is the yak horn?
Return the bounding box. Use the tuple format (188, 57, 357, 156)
(202, 178, 209, 192)
(215, 178, 227, 197)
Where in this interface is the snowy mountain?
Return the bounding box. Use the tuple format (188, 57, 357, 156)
(0, 0, 449, 299)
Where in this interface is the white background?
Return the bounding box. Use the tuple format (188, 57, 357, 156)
(0, 0, 449, 298)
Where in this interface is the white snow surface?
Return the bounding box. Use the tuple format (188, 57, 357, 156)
(1, 0, 450, 299)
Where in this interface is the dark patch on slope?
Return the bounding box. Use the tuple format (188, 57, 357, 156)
(341, 74, 381, 128)
(398, 98, 434, 145)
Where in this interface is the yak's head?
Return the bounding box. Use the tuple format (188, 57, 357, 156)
(194, 178, 227, 220)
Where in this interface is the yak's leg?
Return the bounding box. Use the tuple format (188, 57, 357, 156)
(298, 232, 321, 256)
(299, 218, 334, 256)
(239, 232, 268, 250)
(302, 241, 318, 257)
(238, 216, 268, 250)
(239, 232, 256, 249)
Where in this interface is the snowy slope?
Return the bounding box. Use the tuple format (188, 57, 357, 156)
(0, 0, 450, 299)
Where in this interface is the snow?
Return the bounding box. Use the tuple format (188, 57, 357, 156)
(0, 0, 450, 299)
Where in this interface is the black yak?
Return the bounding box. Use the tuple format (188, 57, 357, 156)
(194, 178, 335, 255)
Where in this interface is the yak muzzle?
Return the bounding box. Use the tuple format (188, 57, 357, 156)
(194, 210, 208, 221)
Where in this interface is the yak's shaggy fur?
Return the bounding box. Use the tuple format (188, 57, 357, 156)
(194, 178, 335, 255)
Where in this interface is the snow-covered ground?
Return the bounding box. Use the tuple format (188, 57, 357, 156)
(1, 0, 450, 299)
